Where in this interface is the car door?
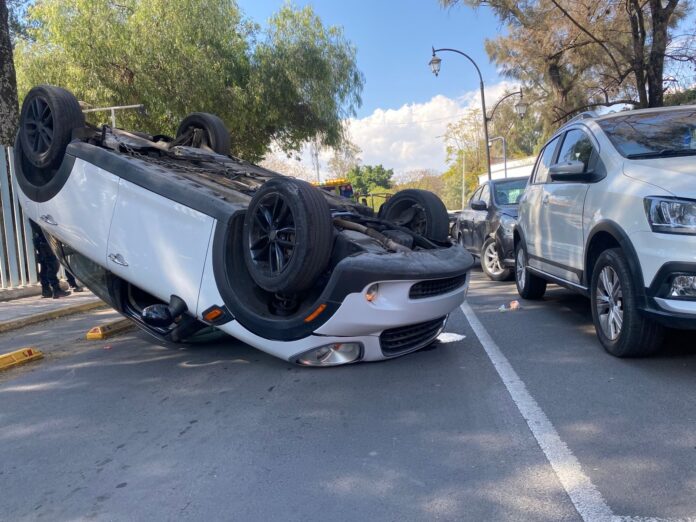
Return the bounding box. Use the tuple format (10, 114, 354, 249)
(459, 185, 482, 250)
(519, 136, 560, 265)
(106, 179, 215, 311)
(36, 158, 120, 265)
(471, 183, 492, 254)
(539, 128, 593, 282)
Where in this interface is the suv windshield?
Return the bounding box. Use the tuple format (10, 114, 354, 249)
(493, 178, 527, 206)
(598, 109, 696, 159)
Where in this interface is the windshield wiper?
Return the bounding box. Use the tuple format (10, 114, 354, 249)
(627, 149, 696, 159)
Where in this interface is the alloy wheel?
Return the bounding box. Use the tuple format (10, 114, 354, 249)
(483, 241, 505, 276)
(23, 97, 54, 155)
(516, 247, 526, 291)
(596, 266, 623, 341)
(248, 192, 296, 275)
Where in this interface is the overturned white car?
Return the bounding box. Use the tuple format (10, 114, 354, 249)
(15, 85, 473, 366)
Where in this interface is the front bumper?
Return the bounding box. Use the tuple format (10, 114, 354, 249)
(495, 228, 516, 268)
(216, 263, 471, 364)
(640, 259, 696, 330)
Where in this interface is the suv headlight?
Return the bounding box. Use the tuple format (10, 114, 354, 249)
(644, 197, 696, 235)
(500, 214, 516, 236)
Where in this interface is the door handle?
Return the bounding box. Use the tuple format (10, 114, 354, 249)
(108, 253, 129, 267)
(542, 195, 550, 205)
(39, 214, 57, 226)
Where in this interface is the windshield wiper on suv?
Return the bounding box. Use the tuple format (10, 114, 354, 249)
(627, 149, 696, 159)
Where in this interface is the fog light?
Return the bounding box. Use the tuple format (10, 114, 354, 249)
(365, 284, 379, 302)
(296, 343, 363, 366)
(670, 275, 696, 298)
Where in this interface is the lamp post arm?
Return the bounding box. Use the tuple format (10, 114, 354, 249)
(487, 90, 522, 122)
(432, 47, 492, 181)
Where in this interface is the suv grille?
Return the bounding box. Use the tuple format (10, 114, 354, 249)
(409, 274, 467, 299)
(380, 316, 447, 356)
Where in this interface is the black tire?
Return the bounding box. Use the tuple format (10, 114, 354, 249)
(243, 178, 333, 294)
(590, 248, 664, 357)
(379, 189, 449, 241)
(481, 237, 512, 282)
(515, 241, 547, 299)
(176, 112, 231, 156)
(19, 85, 85, 170)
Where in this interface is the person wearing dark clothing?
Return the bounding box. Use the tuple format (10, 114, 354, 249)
(30, 222, 71, 299)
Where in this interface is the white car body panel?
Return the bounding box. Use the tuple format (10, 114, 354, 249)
(107, 178, 214, 308)
(518, 106, 696, 326)
(36, 159, 119, 265)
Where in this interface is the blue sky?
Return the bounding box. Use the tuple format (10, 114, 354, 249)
(238, 1, 516, 177)
(238, 0, 504, 118)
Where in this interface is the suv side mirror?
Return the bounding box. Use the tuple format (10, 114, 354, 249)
(471, 199, 488, 211)
(549, 161, 594, 182)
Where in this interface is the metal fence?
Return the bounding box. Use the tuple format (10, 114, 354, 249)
(0, 146, 38, 289)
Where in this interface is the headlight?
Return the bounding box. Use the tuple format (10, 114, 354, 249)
(644, 197, 696, 234)
(500, 214, 516, 236)
(295, 342, 363, 366)
(668, 274, 696, 298)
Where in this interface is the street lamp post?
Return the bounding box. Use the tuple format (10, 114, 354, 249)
(429, 47, 492, 181)
(488, 136, 507, 178)
(430, 47, 529, 182)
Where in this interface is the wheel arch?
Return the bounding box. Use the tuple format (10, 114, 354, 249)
(584, 221, 646, 302)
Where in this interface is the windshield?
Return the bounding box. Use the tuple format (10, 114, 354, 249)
(493, 178, 527, 206)
(598, 109, 696, 159)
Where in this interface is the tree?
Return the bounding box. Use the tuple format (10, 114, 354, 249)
(13, 0, 364, 161)
(441, 0, 694, 125)
(327, 135, 361, 179)
(346, 164, 393, 195)
(0, 0, 19, 146)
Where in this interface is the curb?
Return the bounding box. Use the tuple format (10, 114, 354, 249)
(0, 347, 44, 371)
(0, 300, 106, 334)
(86, 318, 134, 340)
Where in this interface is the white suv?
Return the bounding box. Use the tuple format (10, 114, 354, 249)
(515, 106, 696, 357)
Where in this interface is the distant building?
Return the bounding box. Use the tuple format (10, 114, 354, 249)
(478, 156, 536, 185)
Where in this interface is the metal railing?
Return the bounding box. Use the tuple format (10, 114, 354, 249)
(0, 146, 38, 289)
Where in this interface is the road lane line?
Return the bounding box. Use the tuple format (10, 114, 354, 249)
(460, 301, 614, 522)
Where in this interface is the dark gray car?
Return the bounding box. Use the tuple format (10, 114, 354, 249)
(456, 176, 528, 281)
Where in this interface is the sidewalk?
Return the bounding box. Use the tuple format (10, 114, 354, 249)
(0, 289, 105, 333)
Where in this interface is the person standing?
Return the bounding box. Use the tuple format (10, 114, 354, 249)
(30, 222, 71, 299)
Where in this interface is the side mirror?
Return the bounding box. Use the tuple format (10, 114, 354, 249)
(549, 161, 594, 182)
(142, 295, 188, 327)
(471, 199, 488, 211)
(142, 304, 173, 327)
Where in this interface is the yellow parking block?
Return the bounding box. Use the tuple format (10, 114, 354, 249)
(86, 318, 134, 340)
(0, 347, 44, 371)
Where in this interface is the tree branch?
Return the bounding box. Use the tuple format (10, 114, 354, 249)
(549, 0, 623, 77)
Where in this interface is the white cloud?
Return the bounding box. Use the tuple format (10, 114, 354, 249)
(295, 81, 515, 180)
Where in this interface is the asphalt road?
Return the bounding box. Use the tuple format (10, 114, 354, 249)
(2, 269, 696, 521)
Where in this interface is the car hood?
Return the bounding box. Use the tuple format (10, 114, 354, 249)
(624, 157, 696, 198)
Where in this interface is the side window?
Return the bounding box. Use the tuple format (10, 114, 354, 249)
(479, 184, 491, 206)
(469, 186, 483, 206)
(557, 129, 594, 171)
(532, 136, 560, 184)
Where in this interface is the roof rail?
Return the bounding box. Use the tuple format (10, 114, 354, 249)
(564, 111, 598, 125)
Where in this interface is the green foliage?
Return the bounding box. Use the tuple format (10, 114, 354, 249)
(13, 0, 364, 161)
(346, 164, 393, 195)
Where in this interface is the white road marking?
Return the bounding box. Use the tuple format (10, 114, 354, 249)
(460, 301, 614, 522)
(460, 301, 690, 522)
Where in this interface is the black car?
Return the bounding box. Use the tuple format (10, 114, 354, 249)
(455, 176, 528, 281)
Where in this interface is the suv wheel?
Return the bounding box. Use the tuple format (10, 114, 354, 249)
(481, 237, 511, 281)
(590, 248, 664, 357)
(515, 241, 547, 299)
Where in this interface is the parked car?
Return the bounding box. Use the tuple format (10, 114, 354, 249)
(515, 106, 696, 357)
(455, 177, 528, 281)
(15, 85, 474, 366)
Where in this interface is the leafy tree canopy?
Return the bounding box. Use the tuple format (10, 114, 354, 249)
(13, 0, 364, 161)
(346, 164, 393, 195)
